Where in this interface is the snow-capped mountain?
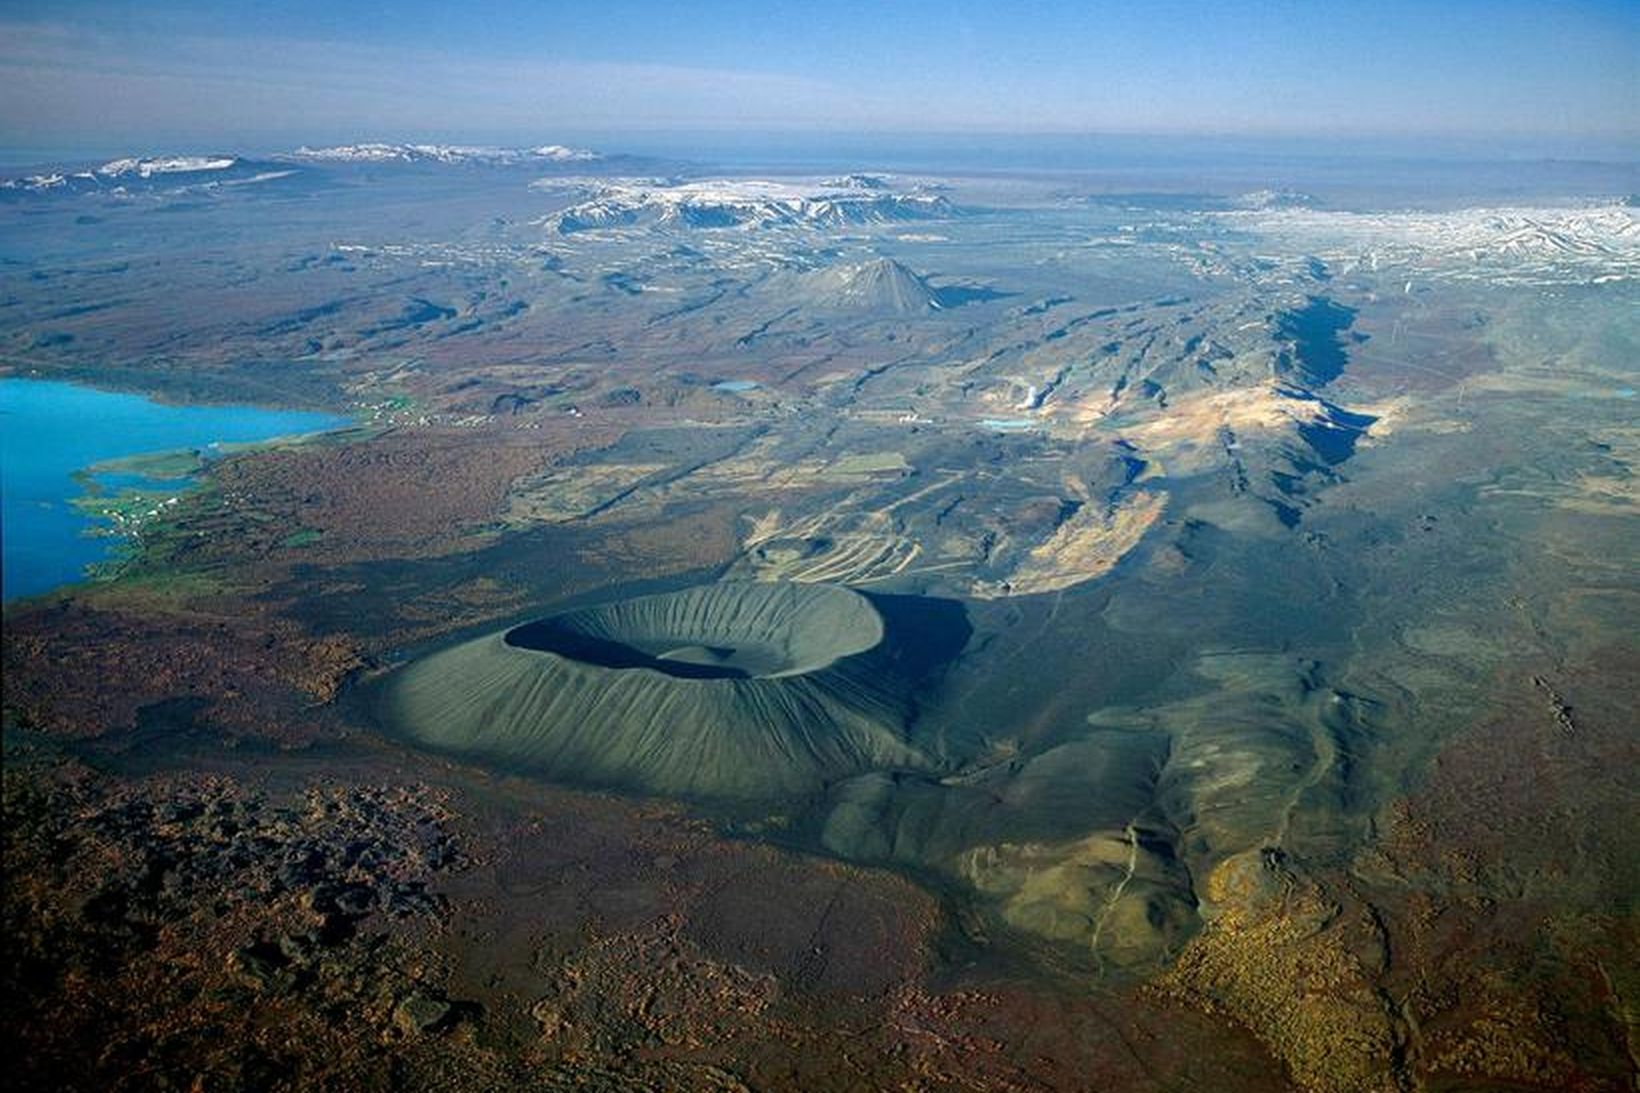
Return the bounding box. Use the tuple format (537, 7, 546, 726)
(1, 155, 294, 197)
(1, 142, 610, 199)
(287, 143, 600, 165)
(535, 177, 953, 234)
(96, 155, 241, 178)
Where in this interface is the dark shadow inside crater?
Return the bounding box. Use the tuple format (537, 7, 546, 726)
(500, 587, 971, 683)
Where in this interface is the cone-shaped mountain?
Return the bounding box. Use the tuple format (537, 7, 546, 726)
(382, 581, 954, 799)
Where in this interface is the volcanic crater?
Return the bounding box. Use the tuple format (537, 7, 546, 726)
(383, 582, 957, 799)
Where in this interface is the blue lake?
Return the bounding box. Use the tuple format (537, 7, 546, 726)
(1, 378, 345, 601)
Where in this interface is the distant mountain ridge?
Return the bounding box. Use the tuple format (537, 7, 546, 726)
(285, 143, 600, 165)
(0, 142, 606, 197)
(536, 176, 953, 234)
(0, 155, 294, 196)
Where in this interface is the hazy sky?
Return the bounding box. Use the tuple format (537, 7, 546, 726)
(2, 0, 1636, 158)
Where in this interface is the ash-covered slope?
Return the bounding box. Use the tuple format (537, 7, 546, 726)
(809, 258, 942, 314)
(813, 652, 1382, 972)
(383, 582, 937, 799)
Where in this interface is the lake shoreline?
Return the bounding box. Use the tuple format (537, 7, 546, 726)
(1, 376, 349, 603)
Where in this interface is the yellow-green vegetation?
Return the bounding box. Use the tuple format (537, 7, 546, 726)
(86, 448, 207, 479)
(210, 422, 376, 458)
(1154, 853, 1399, 1093)
(70, 487, 185, 537)
(826, 450, 911, 477)
(75, 568, 240, 611)
(959, 827, 1198, 970)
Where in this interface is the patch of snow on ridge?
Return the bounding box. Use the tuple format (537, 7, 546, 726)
(529, 145, 600, 162)
(532, 176, 953, 234)
(1236, 189, 1319, 210)
(2, 172, 70, 192)
(823, 173, 893, 190)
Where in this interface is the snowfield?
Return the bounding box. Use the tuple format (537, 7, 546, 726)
(1224, 203, 1640, 284)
